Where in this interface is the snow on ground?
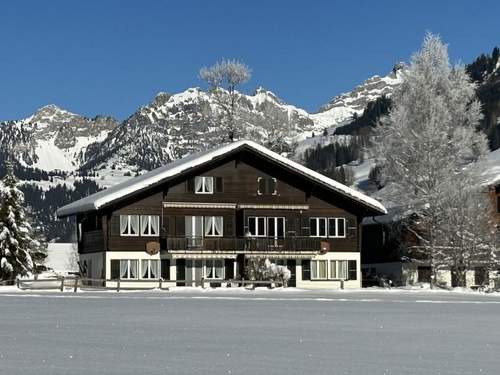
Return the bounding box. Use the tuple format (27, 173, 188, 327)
(0, 289, 499, 375)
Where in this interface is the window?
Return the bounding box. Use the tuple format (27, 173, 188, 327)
(348, 260, 357, 280)
(267, 217, 285, 238)
(204, 216, 223, 237)
(337, 260, 347, 279)
(248, 217, 267, 236)
(141, 259, 159, 279)
(195, 176, 214, 194)
(140, 215, 160, 236)
(310, 218, 327, 237)
(311, 260, 327, 280)
(120, 215, 139, 236)
(205, 260, 224, 279)
(328, 218, 346, 238)
(257, 177, 277, 195)
(185, 216, 203, 247)
(118, 259, 138, 279)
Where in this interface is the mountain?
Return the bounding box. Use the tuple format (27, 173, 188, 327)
(309, 63, 405, 130)
(0, 105, 118, 172)
(80, 87, 315, 173)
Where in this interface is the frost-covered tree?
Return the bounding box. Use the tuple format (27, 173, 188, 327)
(0, 162, 40, 280)
(199, 59, 251, 141)
(436, 177, 497, 287)
(372, 33, 490, 285)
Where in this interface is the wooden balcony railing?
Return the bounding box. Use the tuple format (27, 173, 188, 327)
(165, 236, 325, 252)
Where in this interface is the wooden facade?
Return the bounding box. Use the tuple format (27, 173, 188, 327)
(60, 142, 384, 288)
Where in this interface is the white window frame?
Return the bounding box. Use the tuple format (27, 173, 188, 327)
(310, 217, 327, 238)
(267, 217, 286, 239)
(204, 259, 224, 280)
(120, 259, 139, 279)
(120, 215, 140, 237)
(195, 176, 214, 194)
(248, 216, 267, 237)
(140, 259, 159, 279)
(140, 215, 160, 237)
(204, 216, 223, 237)
(328, 218, 347, 238)
(311, 260, 328, 280)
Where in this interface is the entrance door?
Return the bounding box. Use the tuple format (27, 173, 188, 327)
(417, 266, 431, 283)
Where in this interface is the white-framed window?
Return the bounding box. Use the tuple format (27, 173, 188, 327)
(204, 216, 223, 237)
(140, 215, 160, 236)
(119, 259, 138, 279)
(120, 215, 140, 236)
(195, 176, 214, 194)
(257, 177, 277, 195)
(141, 259, 159, 279)
(248, 217, 267, 236)
(328, 218, 346, 238)
(310, 217, 327, 237)
(267, 217, 285, 238)
(205, 259, 224, 279)
(311, 260, 327, 280)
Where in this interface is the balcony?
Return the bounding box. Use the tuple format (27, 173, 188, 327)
(165, 236, 328, 253)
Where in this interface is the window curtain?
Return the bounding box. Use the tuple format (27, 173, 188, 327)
(330, 261, 337, 279)
(214, 217, 223, 236)
(195, 177, 203, 192)
(140, 216, 149, 235)
(130, 216, 139, 235)
(215, 260, 224, 279)
(129, 260, 138, 278)
(311, 261, 317, 279)
(338, 261, 347, 279)
(150, 260, 158, 279)
(151, 216, 159, 235)
(204, 177, 213, 193)
(120, 260, 128, 278)
(120, 216, 129, 235)
(204, 217, 214, 236)
(319, 261, 327, 278)
(141, 260, 149, 278)
(206, 260, 213, 278)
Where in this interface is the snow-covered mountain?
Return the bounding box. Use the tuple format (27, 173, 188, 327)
(80, 87, 316, 173)
(0, 105, 118, 172)
(310, 63, 405, 130)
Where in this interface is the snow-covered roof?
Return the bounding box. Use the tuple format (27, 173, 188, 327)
(477, 148, 500, 187)
(57, 140, 387, 217)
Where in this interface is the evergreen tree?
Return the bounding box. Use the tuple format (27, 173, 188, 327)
(0, 162, 40, 280)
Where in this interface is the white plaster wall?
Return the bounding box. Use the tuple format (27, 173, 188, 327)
(296, 252, 361, 289)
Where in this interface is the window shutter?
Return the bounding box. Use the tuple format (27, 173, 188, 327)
(224, 216, 234, 237)
(161, 259, 170, 280)
(301, 216, 310, 236)
(215, 177, 224, 193)
(258, 178, 265, 194)
(302, 260, 311, 280)
(175, 216, 185, 236)
(186, 178, 195, 193)
(265, 178, 272, 194)
(348, 260, 357, 280)
(225, 259, 234, 279)
(347, 218, 357, 239)
(110, 260, 120, 280)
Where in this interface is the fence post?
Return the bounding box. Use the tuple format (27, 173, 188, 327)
(16, 278, 20, 289)
(73, 277, 79, 293)
(340, 279, 344, 290)
(159, 279, 162, 290)
(60, 277, 65, 292)
(201, 277, 204, 289)
(117, 278, 120, 292)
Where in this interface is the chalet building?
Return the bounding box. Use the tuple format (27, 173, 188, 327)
(57, 140, 386, 289)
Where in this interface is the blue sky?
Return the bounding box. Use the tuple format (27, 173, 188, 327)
(1, 0, 499, 120)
